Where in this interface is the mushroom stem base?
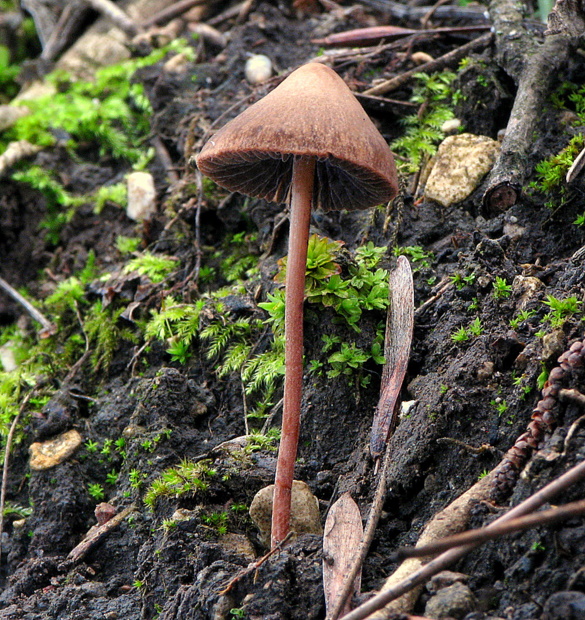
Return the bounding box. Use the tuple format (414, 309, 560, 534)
(271, 156, 316, 549)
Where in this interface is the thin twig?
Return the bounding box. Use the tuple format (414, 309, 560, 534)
(362, 33, 493, 96)
(0, 390, 35, 564)
(67, 504, 137, 563)
(80, 0, 140, 36)
(327, 441, 393, 620)
(342, 457, 585, 620)
(218, 531, 293, 595)
(139, 0, 207, 27)
(393, 498, 585, 561)
(0, 275, 56, 336)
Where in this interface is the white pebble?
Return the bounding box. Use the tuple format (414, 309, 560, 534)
(126, 171, 156, 221)
(245, 54, 273, 85)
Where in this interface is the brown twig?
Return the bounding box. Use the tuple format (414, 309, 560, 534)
(0, 275, 56, 337)
(342, 457, 585, 620)
(327, 438, 394, 620)
(218, 531, 293, 595)
(67, 504, 137, 563)
(0, 389, 35, 564)
(139, 0, 206, 28)
(362, 33, 493, 96)
(80, 0, 140, 36)
(421, 0, 453, 28)
(393, 498, 585, 561)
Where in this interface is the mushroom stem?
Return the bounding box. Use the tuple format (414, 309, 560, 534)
(271, 155, 316, 548)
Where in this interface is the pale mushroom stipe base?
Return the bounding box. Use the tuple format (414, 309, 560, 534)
(195, 62, 399, 548)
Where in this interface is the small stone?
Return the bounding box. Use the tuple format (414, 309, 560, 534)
(427, 570, 469, 594)
(512, 275, 543, 310)
(220, 532, 256, 560)
(477, 360, 495, 382)
(424, 581, 477, 619)
(411, 51, 434, 64)
(245, 54, 272, 85)
(424, 133, 500, 207)
(542, 591, 585, 620)
(441, 118, 462, 134)
(95, 502, 117, 526)
(126, 171, 156, 221)
(0, 342, 17, 372)
(542, 330, 565, 361)
(249, 480, 322, 547)
(29, 429, 83, 470)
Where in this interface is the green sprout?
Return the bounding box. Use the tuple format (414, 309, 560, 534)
(492, 276, 512, 299)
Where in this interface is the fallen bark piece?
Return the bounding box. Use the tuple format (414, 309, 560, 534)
(67, 504, 136, 563)
(424, 134, 500, 207)
(323, 493, 364, 617)
(29, 429, 83, 471)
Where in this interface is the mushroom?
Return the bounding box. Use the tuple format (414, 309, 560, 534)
(195, 62, 398, 547)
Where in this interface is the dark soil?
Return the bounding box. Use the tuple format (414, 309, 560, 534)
(2, 1, 585, 619)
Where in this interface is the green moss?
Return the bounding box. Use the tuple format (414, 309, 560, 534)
(143, 459, 215, 509)
(391, 71, 458, 174)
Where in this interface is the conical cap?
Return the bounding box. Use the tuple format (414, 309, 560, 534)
(196, 63, 398, 211)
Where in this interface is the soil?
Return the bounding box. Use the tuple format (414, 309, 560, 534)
(2, 1, 585, 620)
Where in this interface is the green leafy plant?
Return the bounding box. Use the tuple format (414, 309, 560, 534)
(124, 253, 178, 283)
(468, 317, 483, 336)
(88, 483, 105, 501)
(509, 309, 537, 329)
(116, 235, 141, 254)
(393, 245, 434, 270)
(451, 326, 470, 342)
(492, 276, 512, 299)
(542, 294, 582, 327)
(201, 511, 228, 535)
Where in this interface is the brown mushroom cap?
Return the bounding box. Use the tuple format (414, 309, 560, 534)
(195, 62, 398, 212)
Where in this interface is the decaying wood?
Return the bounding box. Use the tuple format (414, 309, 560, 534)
(323, 493, 364, 618)
(358, 0, 489, 23)
(343, 456, 585, 620)
(481, 0, 572, 214)
(67, 504, 136, 563)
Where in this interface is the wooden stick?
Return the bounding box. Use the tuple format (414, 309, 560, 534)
(362, 33, 493, 97)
